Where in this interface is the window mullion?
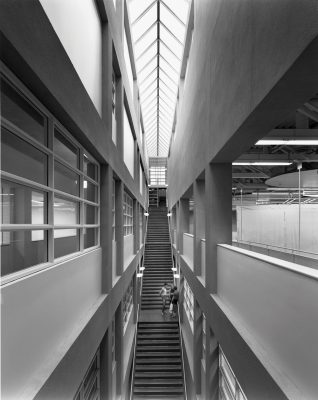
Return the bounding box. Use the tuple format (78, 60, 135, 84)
(48, 117, 54, 263)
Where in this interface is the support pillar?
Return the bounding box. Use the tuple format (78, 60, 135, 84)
(205, 328, 219, 400)
(100, 164, 113, 293)
(193, 300, 202, 395)
(115, 180, 124, 276)
(205, 163, 232, 293)
(177, 198, 190, 254)
(115, 303, 123, 398)
(193, 179, 205, 276)
(100, 327, 112, 400)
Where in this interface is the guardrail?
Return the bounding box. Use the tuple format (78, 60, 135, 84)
(129, 211, 148, 400)
(168, 214, 188, 400)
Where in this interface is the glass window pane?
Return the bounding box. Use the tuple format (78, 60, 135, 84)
(135, 26, 157, 58)
(133, 4, 157, 42)
(160, 44, 181, 70)
(84, 228, 98, 249)
(160, 4, 185, 43)
(54, 229, 79, 258)
(54, 161, 79, 197)
(1, 180, 46, 225)
(54, 197, 78, 225)
(160, 57, 178, 81)
(54, 129, 78, 168)
(84, 180, 97, 203)
(83, 155, 97, 181)
(138, 57, 157, 83)
(161, 0, 189, 23)
(136, 44, 157, 72)
(160, 26, 183, 59)
(1, 230, 48, 276)
(1, 78, 47, 145)
(129, 0, 155, 22)
(84, 204, 97, 224)
(1, 128, 48, 185)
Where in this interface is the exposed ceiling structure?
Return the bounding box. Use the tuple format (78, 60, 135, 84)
(128, 0, 190, 157)
(232, 93, 318, 205)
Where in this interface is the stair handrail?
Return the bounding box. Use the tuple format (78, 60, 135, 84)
(129, 208, 148, 400)
(167, 213, 188, 400)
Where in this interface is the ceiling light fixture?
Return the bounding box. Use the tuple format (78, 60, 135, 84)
(256, 140, 318, 146)
(232, 162, 292, 166)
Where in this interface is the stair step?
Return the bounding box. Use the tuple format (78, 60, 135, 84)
(134, 387, 184, 394)
(134, 379, 183, 387)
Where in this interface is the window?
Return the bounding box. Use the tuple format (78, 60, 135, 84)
(112, 70, 117, 145)
(0, 71, 100, 279)
(123, 280, 134, 332)
(183, 278, 194, 331)
(74, 350, 100, 400)
(202, 313, 206, 369)
(219, 347, 248, 400)
(139, 206, 143, 245)
(123, 191, 133, 236)
(112, 180, 116, 240)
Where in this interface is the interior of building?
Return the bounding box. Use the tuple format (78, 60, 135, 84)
(1, 0, 318, 399)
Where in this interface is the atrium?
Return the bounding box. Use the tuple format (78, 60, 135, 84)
(1, 0, 318, 399)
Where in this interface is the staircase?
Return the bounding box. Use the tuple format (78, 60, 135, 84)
(132, 205, 185, 399)
(141, 206, 173, 310)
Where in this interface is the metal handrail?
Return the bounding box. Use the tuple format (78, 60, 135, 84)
(167, 213, 187, 400)
(129, 212, 148, 400)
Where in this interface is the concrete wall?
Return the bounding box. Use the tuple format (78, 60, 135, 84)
(39, 0, 102, 115)
(124, 108, 135, 178)
(217, 244, 318, 400)
(237, 204, 318, 254)
(168, 0, 318, 206)
(2, 249, 102, 399)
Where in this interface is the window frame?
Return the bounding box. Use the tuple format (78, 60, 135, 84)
(1, 63, 100, 285)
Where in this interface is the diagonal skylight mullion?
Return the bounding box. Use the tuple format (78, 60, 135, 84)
(136, 39, 157, 62)
(146, 120, 158, 133)
(139, 65, 158, 86)
(160, 27, 183, 59)
(160, 0, 186, 26)
(159, 67, 178, 87)
(159, 39, 181, 61)
(138, 54, 158, 74)
(159, 83, 177, 101)
(135, 20, 158, 44)
(158, 117, 173, 131)
(147, 125, 158, 136)
(160, 0, 189, 23)
(159, 54, 179, 75)
(140, 80, 157, 98)
(158, 95, 175, 110)
(134, 26, 157, 57)
(158, 108, 173, 120)
(158, 102, 174, 117)
(132, 0, 157, 25)
(144, 116, 157, 129)
(160, 44, 181, 70)
(160, 21, 183, 46)
(160, 3, 185, 42)
(158, 110, 173, 124)
(139, 70, 157, 89)
(141, 86, 158, 102)
(158, 134, 170, 146)
(142, 92, 157, 108)
(142, 97, 158, 113)
(159, 73, 178, 92)
(136, 46, 158, 72)
(158, 125, 171, 137)
(143, 109, 158, 124)
(159, 62, 179, 83)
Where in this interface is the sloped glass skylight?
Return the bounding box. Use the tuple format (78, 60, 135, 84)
(128, 0, 190, 157)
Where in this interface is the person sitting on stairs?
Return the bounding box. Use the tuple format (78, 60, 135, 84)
(159, 282, 171, 315)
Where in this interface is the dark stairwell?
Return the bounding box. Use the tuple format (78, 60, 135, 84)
(131, 205, 186, 400)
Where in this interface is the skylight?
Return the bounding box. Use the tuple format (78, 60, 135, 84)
(128, 0, 190, 157)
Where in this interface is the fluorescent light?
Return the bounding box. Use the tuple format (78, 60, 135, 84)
(140, 266, 145, 271)
(233, 162, 292, 166)
(256, 140, 318, 146)
(137, 273, 143, 278)
(144, 212, 149, 216)
(171, 267, 177, 272)
(173, 274, 180, 278)
(167, 213, 172, 217)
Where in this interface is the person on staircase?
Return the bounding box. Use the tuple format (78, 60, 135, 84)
(171, 286, 179, 318)
(159, 283, 171, 315)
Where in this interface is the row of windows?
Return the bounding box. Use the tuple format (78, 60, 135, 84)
(0, 72, 100, 279)
(123, 192, 134, 236)
(123, 280, 134, 332)
(183, 278, 194, 331)
(74, 350, 100, 400)
(219, 348, 247, 400)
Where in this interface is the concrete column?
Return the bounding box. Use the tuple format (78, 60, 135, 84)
(179, 274, 184, 324)
(115, 303, 123, 397)
(133, 199, 139, 253)
(116, 77, 124, 160)
(193, 300, 202, 395)
(205, 328, 219, 400)
(101, 22, 112, 130)
(205, 163, 232, 293)
(193, 179, 205, 276)
(115, 180, 124, 276)
(177, 198, 190, 254)
(100, 327, 112, 400)
(116, 0, 124, 42)
(100, 164, 113, 293)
